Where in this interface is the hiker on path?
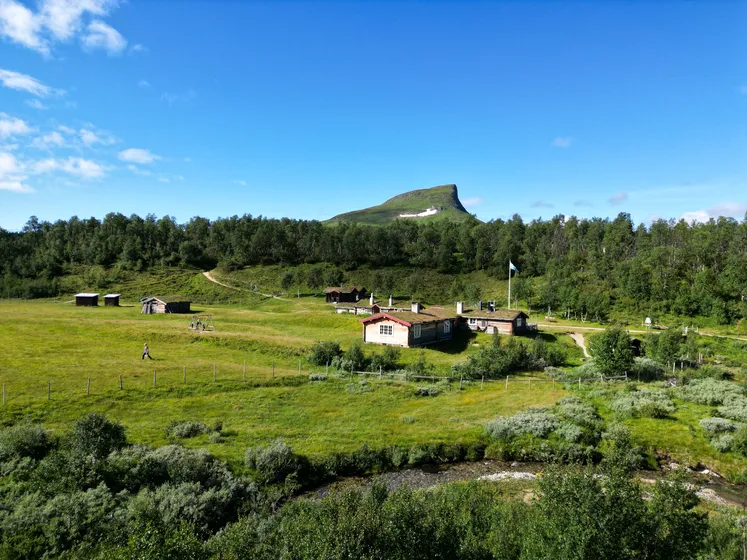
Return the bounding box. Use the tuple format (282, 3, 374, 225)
(142, 343, 153, 360)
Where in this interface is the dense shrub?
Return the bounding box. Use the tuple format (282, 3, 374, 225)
(609, 390, 675, 418)
(574, 359, 602, 380)
(369, 346, 401, 372)
(486, 411, 560, 440)
(679, 378, 744, 405)
(631, 357, 664, 381)
(71, 412, 126, 460)
(555, 396, 601, 429)
(711, 434, 736, 453)
(699, 417, 737, 435)
(555, 422, 584, 443)
(308, 373, 327, 382)
(716, 396, 747, 422)
(245, 440, 305, 484)
(166, 421, 209, 439)
(457, 334, 566, 380)
(308, 341, 342, 366)
(0, 424, 50, 462)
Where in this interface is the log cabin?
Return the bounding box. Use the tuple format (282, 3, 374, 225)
(360, 302, 456, 347)
(324, 286, 367, 303)
(141, 297, 191, 314)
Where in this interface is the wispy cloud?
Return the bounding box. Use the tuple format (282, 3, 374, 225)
(551, 136, 573, 148)
(531, 200, 553, 209)
(118, 148, 161, 164)
(0, 151, 32, 193)
(0, 113, 33, 139)
(80, 127, 114, 147)
(128, 43, 147, 55)
(0, 68, 63, 97)
(234, 180, 247, 186)
(127, 164, 151, 176)
(34, 156, 105, 179)
(609, 192, 628, 206)
(81, 19, 126, 55)
(25, 98, 48, 110)
(32, 130, 65, 150)
(137, 79, 150, 88)
(0, 0, 126, 56)
(461, 196, 483, 208)
(161, 89, 197, 106)
(158, 177, 170, 183)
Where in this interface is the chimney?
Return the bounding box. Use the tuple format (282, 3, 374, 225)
(456, 301, 464, 314)
(370, 293, 374, 305)
(389, 294, 393, 306)
(411, 302, 421, 314)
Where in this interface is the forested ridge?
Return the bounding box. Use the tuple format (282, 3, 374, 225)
(2, 211, 746, 323)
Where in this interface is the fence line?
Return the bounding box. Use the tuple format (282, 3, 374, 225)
(0, 361, 628, 407)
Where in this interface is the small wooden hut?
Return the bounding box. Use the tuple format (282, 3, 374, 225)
(141, 297, 191, 314)
(104, 294, 120, 307)
(75, 293, 99, 306)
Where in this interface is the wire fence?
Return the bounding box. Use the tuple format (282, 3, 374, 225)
(0, 360, 629, 409)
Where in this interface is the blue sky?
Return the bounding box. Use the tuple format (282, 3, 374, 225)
(0, 1, 745, 231)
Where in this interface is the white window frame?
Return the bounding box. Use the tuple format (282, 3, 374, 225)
(379, 324, 393, 336)
(469, 318, 476, 325)
(444, 320, 451, 333)
(413, 324, 422, 338)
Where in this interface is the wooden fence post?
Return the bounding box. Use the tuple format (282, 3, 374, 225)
(578, 377, 581, 389)
(2, 384, 5, 406)
(48, 382, 51, 400)
(506, 375, 508, 390)
(153, 370, 157, 388)
(243, 360, 246, 380)
(87, 377, 91, 396)
(481, 375, 484, 390)
(272, 361, 275, 378)
(459, 373, 463, 390)
(299, 360, 302, 375)
(214, 363, 217, 382)
(380, 366, 383, 380)
(326, 362, 329, 375)
(119, 374, 123, 390)
(528, 378, 531, 389)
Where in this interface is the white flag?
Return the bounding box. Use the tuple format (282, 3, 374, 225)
(509, 261, 517, 272)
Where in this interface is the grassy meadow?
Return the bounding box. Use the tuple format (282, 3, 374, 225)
(0, 296, 567, 465)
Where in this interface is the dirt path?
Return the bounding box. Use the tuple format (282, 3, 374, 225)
(202, 271, 287, 300)
(567, 332, 591, 358)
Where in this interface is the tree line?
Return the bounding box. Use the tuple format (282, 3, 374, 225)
(2, 211, 746, 322)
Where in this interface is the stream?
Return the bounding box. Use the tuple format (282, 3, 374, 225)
(304, 460, 747, 508)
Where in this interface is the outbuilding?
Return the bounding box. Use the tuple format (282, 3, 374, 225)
(324, 286, 367, 304)
(141, 297, 191, 314)
(104, 294, 120, 307)
(75, 293, 99, 307)
(459, 305, 530, 335)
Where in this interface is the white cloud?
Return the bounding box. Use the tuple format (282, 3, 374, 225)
(32, 130, 65, 149)
(137, 79, 150, 88)
(58, 125, 75, 134)
(0, 113, 33, 139)
(173, 175, 184, 181)
(0, 68, 63, 97)
(129, 43, 147, 54)
(681, 202, 747, 223)
(127, 164, 151, 176)
(81, 19, 125, 54)
(25, 99, 48, 110)
(551, 136, 573, 148)
(119, 148, 160, 164)
(0, 0, 47, 53)
(609, 192, 628, 206)
(79, 127, 114, 146)
(158, 177, 170, 183)
(0, 151, 32, 192)
(34, 156, 104, 178)
(234, 180, 246, 186)
(461, 196, 483, 208)
(0, 0, 124, 56)
(531, 200, 554, 209)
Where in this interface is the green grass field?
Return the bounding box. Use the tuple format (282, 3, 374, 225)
(0, 297, 566, 465)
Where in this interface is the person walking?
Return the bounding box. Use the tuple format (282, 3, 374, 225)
(142, 342, 153, 360)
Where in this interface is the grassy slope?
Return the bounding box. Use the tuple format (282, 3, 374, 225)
(0, 298, 568, 465)
(326, 184, 474, 225)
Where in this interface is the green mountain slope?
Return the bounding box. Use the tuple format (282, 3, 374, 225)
(326, 184, 475, 225)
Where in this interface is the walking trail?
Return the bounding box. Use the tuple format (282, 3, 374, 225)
(567, 332, 591, 358)
(202, 271, 286, 300)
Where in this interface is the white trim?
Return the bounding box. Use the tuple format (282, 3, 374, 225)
(413, 324, 422, 338)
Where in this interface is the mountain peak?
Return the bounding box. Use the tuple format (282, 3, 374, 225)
(326, 184, 474, 225)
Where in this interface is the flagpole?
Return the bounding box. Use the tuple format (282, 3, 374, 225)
(508, 260, 511, 310)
